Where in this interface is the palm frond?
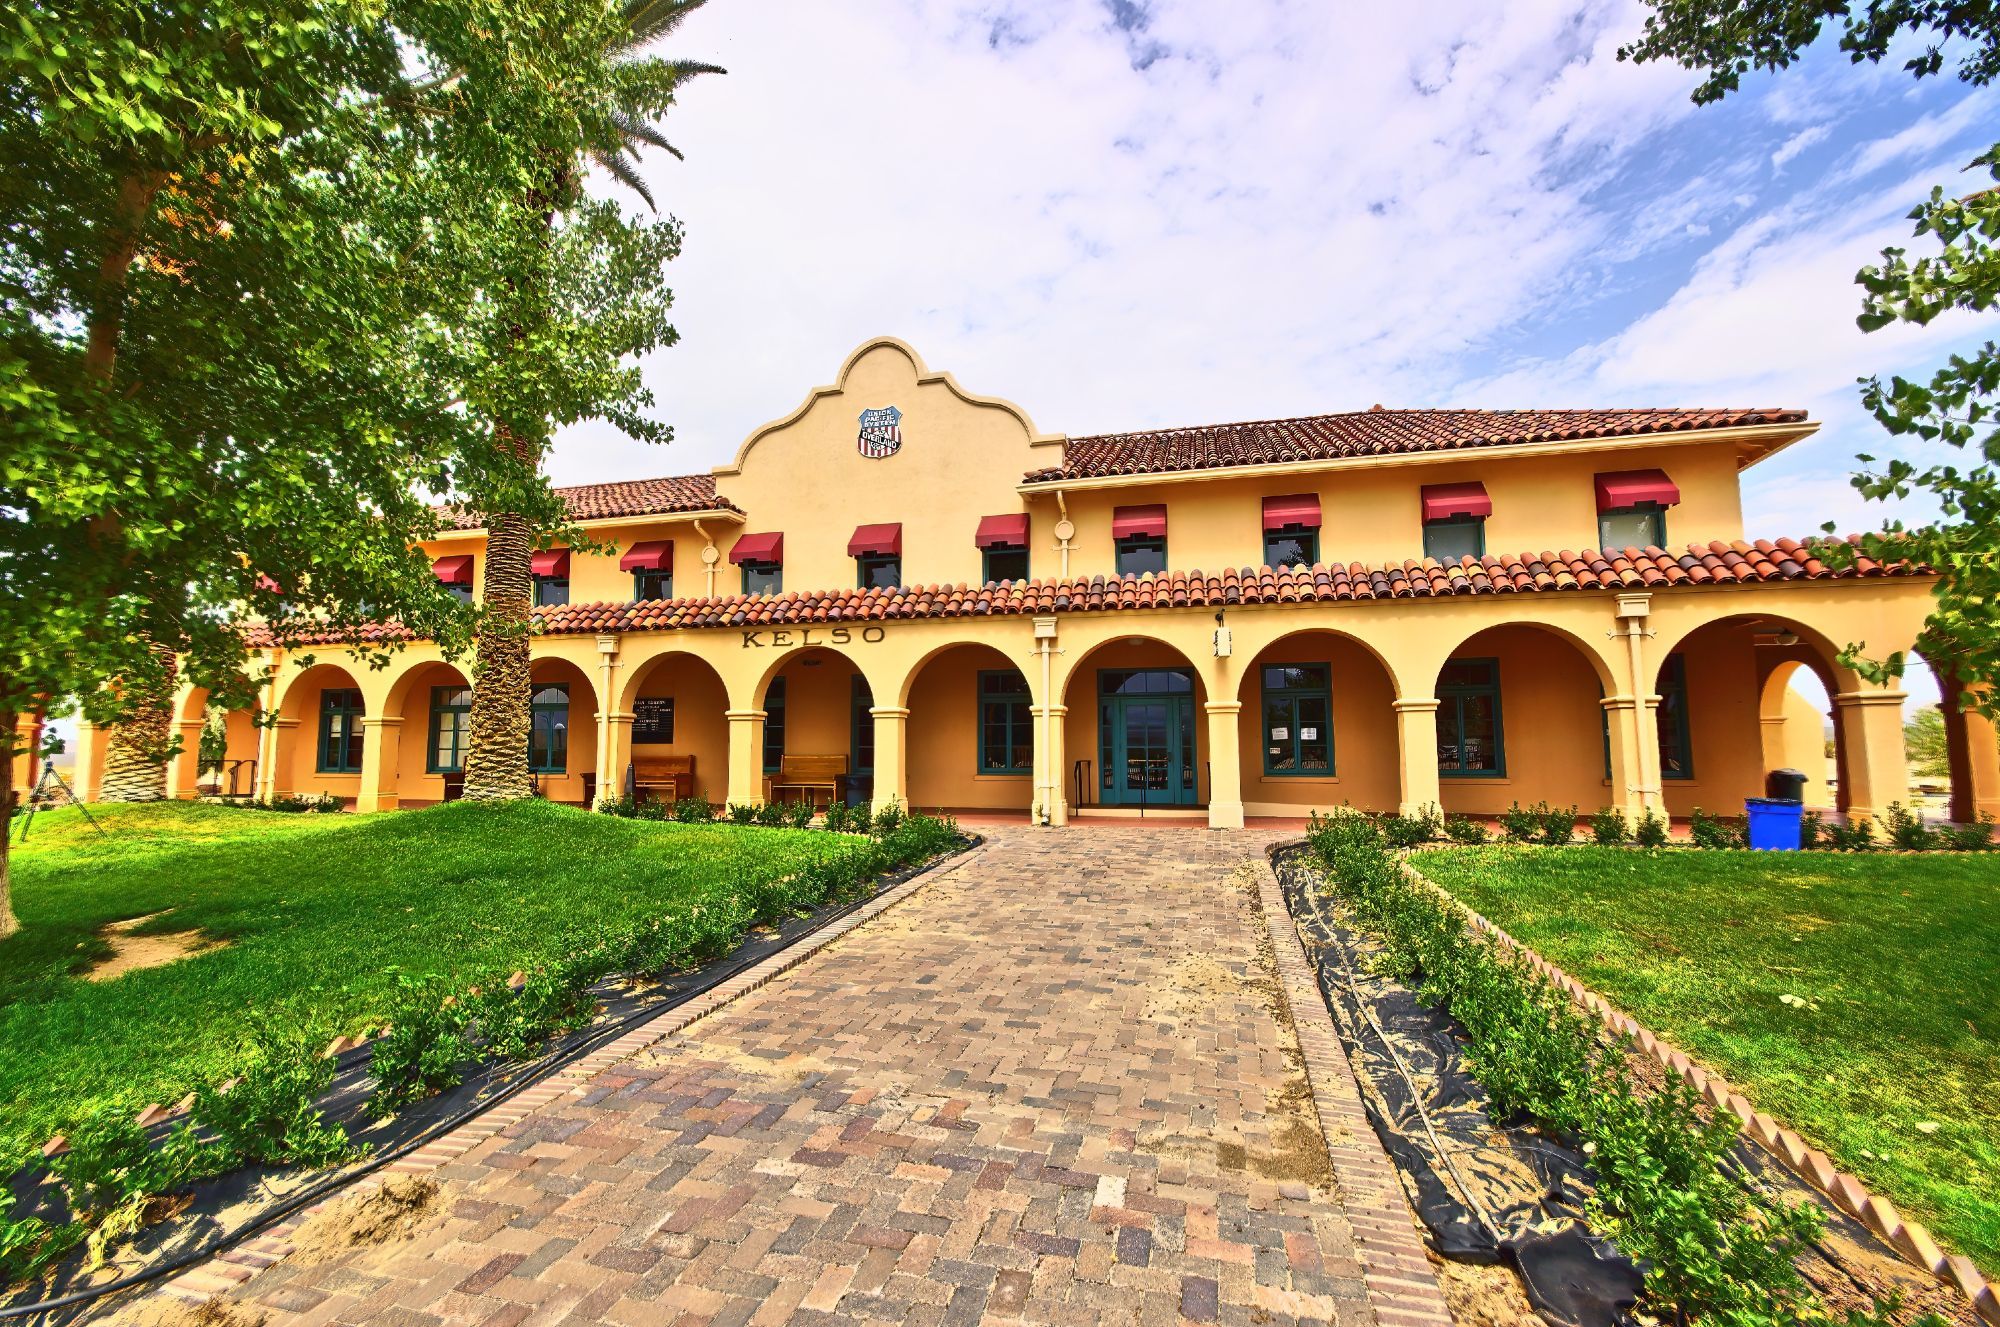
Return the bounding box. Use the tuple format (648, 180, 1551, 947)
(593, 147, 659, 210)
(610, 111, 677, 155)
(617, 0, 711, 53)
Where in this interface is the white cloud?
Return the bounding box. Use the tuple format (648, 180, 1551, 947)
(1771, 123, 1830, 170)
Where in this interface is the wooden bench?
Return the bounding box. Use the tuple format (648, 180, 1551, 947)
(770, 754, 847, 809)
(631, 755, 695, 805)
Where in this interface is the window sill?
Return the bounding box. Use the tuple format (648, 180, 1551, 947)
(1258, 774, 1341, 784)
(975, 772, 1033, 780)
(1440, 773, 1510, 782)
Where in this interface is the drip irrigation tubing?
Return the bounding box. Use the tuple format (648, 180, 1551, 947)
(0, 835, 981, 1324)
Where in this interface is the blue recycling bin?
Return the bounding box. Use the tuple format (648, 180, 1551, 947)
(1745, 797, 1803, 851)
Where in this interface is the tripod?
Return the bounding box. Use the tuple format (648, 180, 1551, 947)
(13, 759, 106, 842)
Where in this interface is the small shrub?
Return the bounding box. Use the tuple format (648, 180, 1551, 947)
(0, 1187, 79, 1291)
(1535, 802, 1577, 845)
(672, 795, 713, 824)
(595, 795, 637, 818)
(782, 798, 816, 830)
(1378, 804, 1441, 848)
(634, 798, 669, 821)
(753, 800, 785, 827)
(473, 960, 598, 1061)
(369, 975, 474, 1115)
(48, 1107, 212, 1266)
(1944, 814, 1995, 851)
(1442, 814, 1488, 844)
(243, 792, 343, 814)
(1587, 807, 1627, 846)
(1688, 807, 1742, 850)
(1825, 816, 1876, 851)
(194, 1024, 360, 1169)
(1799, 809, 1823, 849)
(726, 801, 757, 826)
(822, 801, 850, 833)
(1633, 809, 1668, 849)
(871, 798, 904, 836)
(848, 800, 872, 830)
(1882, 802, 1935, 852)
(1499, 802, 1539, 843)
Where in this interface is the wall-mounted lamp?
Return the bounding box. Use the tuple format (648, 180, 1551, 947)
(1212, 610, 1232, 659)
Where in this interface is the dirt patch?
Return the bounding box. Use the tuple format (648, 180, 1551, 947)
(286, 1175, 444, 1267)
(113, 1295, 268, 1327)
(85, 913, 229, 982)
(1426, 1248, 1543, 1327)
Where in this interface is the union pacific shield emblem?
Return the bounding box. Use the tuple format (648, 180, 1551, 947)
(857, 406, 903, 459)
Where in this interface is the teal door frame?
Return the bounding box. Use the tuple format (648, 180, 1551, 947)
(1096, 669, 1199, 807)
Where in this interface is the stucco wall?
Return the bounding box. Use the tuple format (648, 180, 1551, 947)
(905, 643, 1035, 812)
(1238, 631, 1400, 816)
(624, 653, 731, 805)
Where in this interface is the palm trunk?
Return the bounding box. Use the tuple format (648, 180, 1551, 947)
(98, 645, 177, 803)
(460, 469, 537, 802)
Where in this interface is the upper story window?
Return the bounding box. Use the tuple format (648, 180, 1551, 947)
(1594, 469, 1679, 551)
(432, 554, 474, 605)
(620, 540, 673, 601)
(1262, 494, 1322, 568)
(730, 532, 784, 597)
(849, 523, 902, 590)
(1420, 482, 1491, 563)
(1112, 504, 1168, 577)
(975, 514, 1031, 585)
(531, 549, 569, 607)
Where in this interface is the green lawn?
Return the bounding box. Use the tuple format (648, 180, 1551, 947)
(0, 800, 868, 1156)
(1413, 845, 2000, 1269)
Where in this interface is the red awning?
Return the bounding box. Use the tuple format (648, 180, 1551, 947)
(729, 531, 784, 565)
(1111, 504, 1168, 539)
(975, 513, 1030, 549)
(1262, 493, 1322, 532)
(618, 540, 672, 573)
(431, 554, 474, 586)
(1420, 481, 1492, 523)
(1595, 469, 1680, 511)
(847, 523, 903, 558)
(530, 549, 570, 578)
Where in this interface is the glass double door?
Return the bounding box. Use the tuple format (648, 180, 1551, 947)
(1098, 669, 1198, 807)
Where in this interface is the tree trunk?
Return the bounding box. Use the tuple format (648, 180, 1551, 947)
(1, 711, 18, 939)
(86, 168, 169, 387)
(460, 499, 536, 801)
(98, 646, 177, 803)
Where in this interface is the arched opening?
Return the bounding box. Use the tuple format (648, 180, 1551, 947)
(755, 647, 875, 808)
(1431, 624, 1615, 818)
(1061, 636, 1208, 816)
(1237, 629, 1400, 816)
(1667, 614, 1852, 819)
(527, 658, 599, 807)
(903, 641, 1036, 816)
(172, 687, 261, 799)
(384, 660, 471, 807)
(618, 651, 731, 806)
(276, 662, 367, 804)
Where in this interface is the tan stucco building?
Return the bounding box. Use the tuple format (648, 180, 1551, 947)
(52, 338, 2000, 829)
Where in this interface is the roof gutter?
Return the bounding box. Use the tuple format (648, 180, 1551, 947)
(1014, 421, 1818, 496)
(429, 506, 747, 542)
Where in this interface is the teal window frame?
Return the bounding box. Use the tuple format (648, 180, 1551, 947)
(982, 544, 1029, 585)
(1598, 503, 1667, 550)
(533, 575, 569, 607)
(978, 670, 1033, 774)
(1656, 653, 1694, 780)
(1423, 515, 1486, 562)
(1437, 658, 1505, 778)
(851, 675, 875, 775)
(427, 685, 473, 773)
(1115, 533, 1167, 577)
(317, 689, 364, 773)
(742, 560, 782, 596)
(442, 582, 473, 606)
(529, 683, 569, 774)
(762, 675, 786, 772)
(856, 553, 901, 590)
(1260, 664, 1333, 776)
(1263, 528, 1318, 568)
(633, 568, 672, 601)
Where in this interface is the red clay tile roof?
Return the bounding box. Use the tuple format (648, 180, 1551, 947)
(247, 538, 1916, 647)
(441, 474, 736, 530)
(1026, 407, 1809, 482)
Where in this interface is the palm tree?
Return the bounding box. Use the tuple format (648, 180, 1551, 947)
(459, 0, 720, 802)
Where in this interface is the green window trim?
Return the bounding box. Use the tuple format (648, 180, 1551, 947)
(1422, 515, 1486, 562)
(1263, 528, 1319, 568)
(1437, 657, 1505, 778)
(978, 670, 1033, 775)
(317, 689, 364, 774)
(762, 675, 786, 773)
(850, 675, 875, 775)
(529, 683, 569, 775)
(856, 553, 901, 590)
(532, 576, 569, 607)
(427, 685, 473, 774)
(632, 568, 673, 601)
(1598, 503, 1667, 551)
(742, 560, 782, 596)
(1657, 653, 1695, 781)
(982, 544, 1029, 586)
(1114, 533, 1167, 577)
(1261, 664, 1333, 776)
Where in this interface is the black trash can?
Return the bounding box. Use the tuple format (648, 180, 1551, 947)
(1764, 768, 1808, 803)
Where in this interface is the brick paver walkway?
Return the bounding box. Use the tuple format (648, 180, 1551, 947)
(178, 828, 1401, 1327)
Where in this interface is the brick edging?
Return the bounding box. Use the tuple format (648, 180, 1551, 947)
(1251, 855, 1454, 1327)
(1395, 856, 2000, 1327)
(146, 842, 986, 1310)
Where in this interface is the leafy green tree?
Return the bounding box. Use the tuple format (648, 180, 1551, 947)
(1621, 1, 2000, 714)
(459, 0, 719, 802)
(1906, 703, 1952, 779)
(0, 0, 680, 935)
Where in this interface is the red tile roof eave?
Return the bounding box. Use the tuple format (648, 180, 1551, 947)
(242, 538, 1925, 649)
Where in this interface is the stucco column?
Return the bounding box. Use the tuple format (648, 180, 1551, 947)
(1600, 696, 1643, 824)
(1393, 698, 1441, 818)
(1034, 704, 1069, 826)
(13, 713, 43, 804)
(1613, 595, 1664, 820)
(73, 719, 102, 803)
(598, 712, 633, 806)
(168, 718, 207, 799)
(1962, 705, 2000, 821)
(264, 717, 300, 800)
(725, 709, 766, 808)
(355, 717, 404, 813)
(1834, 689, 1910, 822)
(1204, 701, 1245, 829)
(870, 706, 910, 811)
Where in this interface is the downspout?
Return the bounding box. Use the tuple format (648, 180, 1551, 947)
(1053, 490, 1074, 579)
(692, 520, 718, 598)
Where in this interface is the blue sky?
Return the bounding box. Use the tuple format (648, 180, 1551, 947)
(555, 0, 1997, 560)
